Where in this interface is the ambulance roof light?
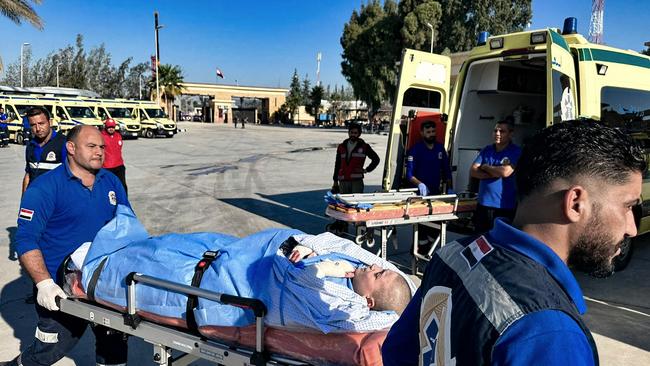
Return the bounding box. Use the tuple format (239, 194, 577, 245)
(477, 32, 490, 46)
(562, 17, 578, 35)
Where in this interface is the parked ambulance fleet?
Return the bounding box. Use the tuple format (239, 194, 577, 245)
(0, 95, 177, 142)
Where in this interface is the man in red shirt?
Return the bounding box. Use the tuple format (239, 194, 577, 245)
(101, 118, 127, 193)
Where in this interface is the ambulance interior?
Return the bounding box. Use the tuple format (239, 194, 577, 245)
(451, 54, 548, 194)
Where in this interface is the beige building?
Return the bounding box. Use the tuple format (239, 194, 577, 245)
(179, 82, 287, 124)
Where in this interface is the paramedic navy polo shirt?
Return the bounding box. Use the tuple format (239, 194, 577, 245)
(405, 142, 452, 194)
(15, 161, 130, 282)
(473, 143, 521, 209)
(382, 218, 594, 366)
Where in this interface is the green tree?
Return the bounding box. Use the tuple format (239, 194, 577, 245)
(305, 84, 324, 123)
(0, 0, 43, 73)
(284, 69, 302, 121)
(301, 75, 311, 105)
(151, 64, 185, 117)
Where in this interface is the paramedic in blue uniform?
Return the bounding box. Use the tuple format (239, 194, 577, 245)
(470, 118, 521, 233)
(405, 120, 452, 253)
(0, 107, 9, 147)
(1, 125, 131, 366)
(22, 106, 67, 194)
(382, 120, 645, 366)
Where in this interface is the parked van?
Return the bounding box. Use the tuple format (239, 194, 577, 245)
(92, 99, 141, 138)
(131, 101, 177, 138)
(383, 18, 650, 269)
(51, 98, 103, 128)
(0, 95, 70, 142)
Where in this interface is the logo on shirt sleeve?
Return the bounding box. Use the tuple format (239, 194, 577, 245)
(501, 157, 511, 166)
(108, 191, 117, 205)
(19, 208, 34, 221)
(461, 236, 493, 269)
(46, 151, 57, 162)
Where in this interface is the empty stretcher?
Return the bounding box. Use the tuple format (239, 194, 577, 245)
(61, 269, 387, 366)
(325, 190, 466, 272)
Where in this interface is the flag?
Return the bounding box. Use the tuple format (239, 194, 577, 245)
(216, 68, 224, 78)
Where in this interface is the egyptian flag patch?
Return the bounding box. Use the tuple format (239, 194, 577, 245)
(461, 235, 493, 269)
(19, 208, 34, 221)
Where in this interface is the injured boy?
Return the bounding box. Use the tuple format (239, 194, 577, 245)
(73, 205, 415, 333)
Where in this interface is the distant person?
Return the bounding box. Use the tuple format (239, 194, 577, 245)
(234, 116, 238, 128)
(0, 107, 9, 147)
(0, 107, 8, 121)
(101, 118, 128, 193)
(470, 118, 521, 233)
(242, 116, 248, 129)
(382, 120, 646, 366)
(405, 120, 452, 253)
(332, 123, 380, 194)
(23, 106, 67, 194)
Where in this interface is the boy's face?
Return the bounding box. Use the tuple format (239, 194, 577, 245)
(352, 264, 399, 297)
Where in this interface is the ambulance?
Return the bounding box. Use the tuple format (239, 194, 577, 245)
(49, 97, 104, 128)
(131, 100, 177, 138)
(383, 17, 650, 269)
(0, 95, 71, 142)
(91, 99, 141, 138)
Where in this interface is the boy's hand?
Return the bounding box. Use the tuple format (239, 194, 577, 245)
(289, 245, 315, 263)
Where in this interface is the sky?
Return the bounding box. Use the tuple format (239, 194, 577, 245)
(1, 0, 648, 89)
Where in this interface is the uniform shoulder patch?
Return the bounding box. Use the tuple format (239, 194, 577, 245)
(460, 236, 493, 269)
(46, 151, 57, 162)
(19, 208, 34, 221)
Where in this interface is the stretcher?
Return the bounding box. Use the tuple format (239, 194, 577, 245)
(325, 190, 469, 273)
(59, 268, 387, 366)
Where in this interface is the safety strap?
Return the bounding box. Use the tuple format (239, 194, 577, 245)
(185, 250, 220, 331)
(87, 257, 108, 302)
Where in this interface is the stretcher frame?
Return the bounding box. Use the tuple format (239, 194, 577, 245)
(325, 190, 459, 274)
(58, 272, 308, 366)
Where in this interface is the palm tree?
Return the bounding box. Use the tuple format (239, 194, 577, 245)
(150, 64, 185, 120)
(0, 0, 43, 72)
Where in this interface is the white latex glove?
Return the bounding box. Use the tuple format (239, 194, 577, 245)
(36, 279, 67, 311)
(289, 245, 315, 263)
(417, 183, 428, 196)
(310, 260, 356, 278)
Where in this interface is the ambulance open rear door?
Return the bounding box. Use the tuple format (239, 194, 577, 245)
(545, 29, 578, 124)
(382, 49, 451, 191)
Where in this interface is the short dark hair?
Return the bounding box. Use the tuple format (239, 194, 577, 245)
(496, 117, 514, 131)
(372, 272, 412, 315)
(348, 123, 362, 133)
(421, 120, 436, 131)
(516, 120, 647, 201)
(26, 106, 50, 120)
(66, 125, 84, 143)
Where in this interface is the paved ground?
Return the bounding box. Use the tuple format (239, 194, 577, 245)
(0, 122, 648, 364)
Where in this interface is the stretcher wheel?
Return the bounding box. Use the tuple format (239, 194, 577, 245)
(355, 234, 365, 245)
(366, 236, 375, 247)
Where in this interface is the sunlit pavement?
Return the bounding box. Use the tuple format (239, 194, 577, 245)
(0, 122, 648, 364)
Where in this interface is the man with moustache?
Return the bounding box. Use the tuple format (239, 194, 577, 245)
(22, 106, 68, 194)
(382, 120, 645, 366)
(405, 120, 452, 254)
(2, 126, 131, 366)
(332, 122, 380, 194)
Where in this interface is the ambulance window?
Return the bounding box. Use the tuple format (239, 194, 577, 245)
(98, 108, 107, 119)
(600, 87, 650, 134)
(56, 106, 67, 119)
(402, 88, 441, 110)
(552, 71, 575, 124)
(139, 109, 148, 120)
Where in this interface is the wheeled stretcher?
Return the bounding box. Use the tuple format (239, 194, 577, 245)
(60, 268, 387, 366)
(325, 190, 471, 273)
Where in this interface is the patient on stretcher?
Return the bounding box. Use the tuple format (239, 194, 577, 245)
(73, 205, 415, 334)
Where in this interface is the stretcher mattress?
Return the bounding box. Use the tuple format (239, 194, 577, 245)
(65, 271, 386, 366)
(326, 199, 455, 222)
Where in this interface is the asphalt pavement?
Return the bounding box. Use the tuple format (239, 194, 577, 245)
(0, 122, 648, 364)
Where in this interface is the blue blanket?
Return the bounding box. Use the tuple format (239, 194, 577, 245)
(82, 205, 410, 332)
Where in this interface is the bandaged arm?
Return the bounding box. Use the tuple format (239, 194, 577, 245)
(306, 259, 355, 278)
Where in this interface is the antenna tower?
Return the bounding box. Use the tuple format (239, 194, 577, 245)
(589, 0, 605, 44)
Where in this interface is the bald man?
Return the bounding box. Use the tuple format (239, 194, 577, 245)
(4, 126, 132, 366)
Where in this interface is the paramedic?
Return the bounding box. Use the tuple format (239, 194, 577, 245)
(2, 125, 131, 366)
(101, 118, 128, 193)
(22, 106, 67, 194)
(0, 107, 8, 147)
(382, 120, 645, 365)
(470, 118, 521, 233)
(405, 120, 452, 253)
(332, 123, 380, 194)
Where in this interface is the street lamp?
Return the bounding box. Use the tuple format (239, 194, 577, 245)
(154, 11, 164, 106)
(139, 74, 144, 100)
(56, 62, 61, 87)
(20, 42, 30, 88)
(425, 23, 434, 53)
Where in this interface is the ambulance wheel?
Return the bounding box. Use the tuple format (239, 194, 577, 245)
(613, 237, 635, 272)
(15, 133, 24, 145)
(144, 129, 154, 138)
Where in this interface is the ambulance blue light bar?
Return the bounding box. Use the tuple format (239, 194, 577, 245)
(477, 32, 490, 46)
(562, 17, 578, 35)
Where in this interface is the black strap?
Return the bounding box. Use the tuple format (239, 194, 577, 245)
(87, 257, 108, 302)
(185, 250, 220, 331)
